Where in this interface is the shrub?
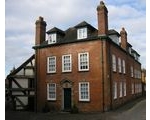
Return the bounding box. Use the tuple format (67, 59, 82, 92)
(71, 104, 79, 114)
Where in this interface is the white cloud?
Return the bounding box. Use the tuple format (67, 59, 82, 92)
(108, 5, 143, 19)
(5, 33, 34, 75)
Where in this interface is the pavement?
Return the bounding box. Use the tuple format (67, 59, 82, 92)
(5, 97, 146, 120)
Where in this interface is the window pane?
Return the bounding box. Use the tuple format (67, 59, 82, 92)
(122, 60, 126, 74)
(124, 81, 126, 96)
(47, 83, 56, 100)
(113, 82, 117, 99)
(47, 56, 56, 73)
(79, 82, 89, 101)
(119, 82, 122, 97)
(62, 55, 72, 72)
(48, 33, 56, 44)
(112, 55, 116, 72)
(118, 58, 122, 73)
(77, 27, 87, 39)
(79, 53, 89, 71)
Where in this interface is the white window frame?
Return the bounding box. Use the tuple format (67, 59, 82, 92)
(62, 54, 72, 72)
(77, 27, 87, 39)
(112, 54, 116, 72)
(140, 83, 142, 93)
(118, 57, 122, 73)
(139, 70, 141, 79)
(119, 82, 123, 97)
(131, 66, 134, 77)
(123, 81, 126, 96)
(78, 52, 89, 71)
(138, 83, 140, 93)
(129, 47, 132, 54)
(122, 60, 126, 74)
(47, 83, 56, 100)
(79, 82, 90, 101)
(134, 69, 137, 78)
(47, 56, 56, 73)
(132, 83, 134, 94)
(48, 33, 57, 44)
(113, 82, 117, 99)
(135, 83, 137, 94)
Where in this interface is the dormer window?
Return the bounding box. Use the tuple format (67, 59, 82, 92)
(108, 29, 120, 45)
(128, 47, 132, 54)
(48, 33, 56, 44)
(77, 27, 87, 39)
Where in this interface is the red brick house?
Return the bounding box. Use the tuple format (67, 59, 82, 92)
(33, 1, 142, 112)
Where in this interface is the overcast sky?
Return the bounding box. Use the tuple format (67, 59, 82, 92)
(5, 0, 146, 76)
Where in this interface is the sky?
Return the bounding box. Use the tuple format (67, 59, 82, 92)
(5, 0, 146, 76)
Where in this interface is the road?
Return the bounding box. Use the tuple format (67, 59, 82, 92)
(108, 99, 146, 120)
(5, 97, 146, 120)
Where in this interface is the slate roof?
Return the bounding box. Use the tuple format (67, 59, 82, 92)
(131, 49, 140, 56)
(33, 20, 140, 62)
(74, 21, 97, 31)
(45, 22, 124, 46)
(34, 21, 140, 59)
(46, 27, 65, 35)
(45, 21, 98, 45)
(41, 21, 128, 48)
(108, 29, 120, 36)
(127, 42, 132, 47)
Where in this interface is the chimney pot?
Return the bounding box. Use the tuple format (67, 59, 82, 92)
(100, 1, 104, 5)
(120, 27, 127, 35)
(39, 16, 43, 21)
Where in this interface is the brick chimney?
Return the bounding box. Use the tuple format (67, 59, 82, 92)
(35, 16, 47, 45)
(97, 1, 108, 36)
(120, 27, 127, 50)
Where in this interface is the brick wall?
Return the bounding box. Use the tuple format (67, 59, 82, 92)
(36, 40, 107, 112)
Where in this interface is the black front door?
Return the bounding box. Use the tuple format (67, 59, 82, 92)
(64, 88, 71, 111)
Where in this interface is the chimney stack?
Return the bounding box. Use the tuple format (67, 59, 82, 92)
(120, 27, 127, 50)
(97, 1, 108, 36)
(35, 16, 47, 45)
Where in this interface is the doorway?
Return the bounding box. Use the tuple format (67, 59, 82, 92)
(63, 88, 71, 111)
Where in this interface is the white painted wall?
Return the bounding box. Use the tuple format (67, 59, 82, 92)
(12, 79, 28, 88)
(25, 69, 34, 76)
